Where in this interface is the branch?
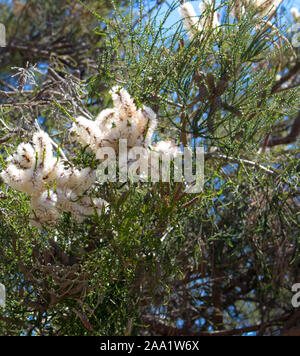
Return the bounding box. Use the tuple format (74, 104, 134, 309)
(142, 313, 290, 336)
(271, 62, 300, 94)
(206, 152, 277, 177)
(280, 310, 300, 336)
(0, 128, 26, 144)
(266, 112, 300, 147)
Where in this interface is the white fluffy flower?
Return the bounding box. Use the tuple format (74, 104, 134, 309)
(248, 0, 282, 16)
(50, 164, 96, 194)
(1, 164, 44, 196)
(74, 88, 157, 152)
(95, 108, 116, 129)
(110, 86, 137, 120)
(32, 130, 58, 179)
(179, 2, 202, 39)
(56, 188, 107, 222)
(179, 1, 220, 40)
(70, 116, 100, 150)
(1, 128, 105, 226)
(290, 7, 300, 20)
(48, 161, 71, 187)
(1, 131, 60, 198)
(102, 113, 141, 150)
(231, 0, 281, 19)
(146, 141, 182, 182)
(30, 190, 59, 227)
(100, 87, 157, 149)
(152, 140, 181, 159)
(199, 1, 220, 29)
(73, 195, 107, 217)
(7, 143, 35, 169)
(32, 130, 54, 163)
(56, 188, 78, 212)
(67, 167, 97, 195)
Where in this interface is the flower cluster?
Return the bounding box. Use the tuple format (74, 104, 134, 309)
(1, 87, 180, 227)
(178, 1, 220, 40)
(179, 0, 282, 34)
(71, 86, 157, 154)
(152, 140, 181, 160)
(230, 0, 282, 19)
(1, 130, 106, 227)
(250, 0, 282, 16)
(71, 86, 181, 173)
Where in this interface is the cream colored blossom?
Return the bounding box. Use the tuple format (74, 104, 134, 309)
(1, 129, 103, 227)
(1, 163, 45, 197)
(152, 140, 181, 159)
(178, 1, 220, 40)
(30, 190, 59, 227)
(199, 1, 220, 29)
(8, 143, 35, 169)
(73, 87, 157, 152)
(252, 0, 282, 16)
(231, 0, 282, 19)
(290, 7, 300, 20)
(178, 2, 201, 39)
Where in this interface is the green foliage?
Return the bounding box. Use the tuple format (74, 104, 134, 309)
(0, 0, 299, 335)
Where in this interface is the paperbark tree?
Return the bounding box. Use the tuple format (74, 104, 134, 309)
(0, 0, 299, 336)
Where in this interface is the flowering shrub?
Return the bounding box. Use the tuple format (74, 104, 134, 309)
(0, 0, 299, 336)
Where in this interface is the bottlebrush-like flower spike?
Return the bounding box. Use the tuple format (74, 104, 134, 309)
(32, 130, 53, 162)
(70, 116, 99, 149)
(7, 143, 35, 169)
(72, 195, 107, 218)
(32, 130, 58, 177)
(94, 89, 157, 151)
(1, 164, 44, 196)
(248, 0, 282, 16)
(1, 127, 106, 226)
(68, 167, 97, 195)
(105, 115, 140, 149)
(95, 108, 116, 130)
(110, 86, 137, 120)
(291, 7, 300, 20)
(148, 141, 182, 181)
(152, 140, 181, 159)
(199, 1, 220, 29)
(30, 190, 59, 227)
(230, 0, 246, 19)
(48, 162, 71, 187)
(231, 0, 281, 19)
(56, 188, 77, 211)
(56, 188, 107, 222)
(179, 2, 202, 39)
(50, 164, 97, 195)
(138, 105, 158, 147)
